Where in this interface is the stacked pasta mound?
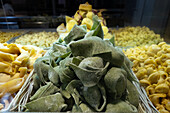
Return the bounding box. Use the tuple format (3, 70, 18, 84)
(112, 26, 164, 47)
(15, 32, 59, 48)
(124, 42, 170, 113)
(0, 31, 21, 43)
(57, 2, 113, 40)
(0, 43, 45, 110)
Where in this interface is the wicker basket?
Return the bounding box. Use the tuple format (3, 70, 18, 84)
(1, 50, 159, 113)
(1, 71, 159, 113)
(131, 70, 159, 113)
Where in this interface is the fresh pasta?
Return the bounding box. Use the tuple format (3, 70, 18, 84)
(15, 31, 59, 48)
(57, 2, 113, 40)
(124, 42, 170, 113)
(112, 26, 164, 47)
(0, 43, 45, 110)
(0, 31, 21, 43)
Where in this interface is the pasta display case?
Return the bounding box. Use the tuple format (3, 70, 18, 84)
(0, 0, 170, 113)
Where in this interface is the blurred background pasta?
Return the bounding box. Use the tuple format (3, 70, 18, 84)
(15, 31, 59, 48)
(0, 31, 21, 43)
(111, 26, 164, 47)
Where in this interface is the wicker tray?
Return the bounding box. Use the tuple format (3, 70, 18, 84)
(1, 50, 159, 113)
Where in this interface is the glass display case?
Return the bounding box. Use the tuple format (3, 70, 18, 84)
(0, 0, 170, 113)
(0, 0, 169, 40)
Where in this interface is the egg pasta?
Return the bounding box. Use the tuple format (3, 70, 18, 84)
(124, 42, 170, 113)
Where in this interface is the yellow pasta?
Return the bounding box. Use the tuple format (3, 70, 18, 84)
(15, 31, 59, 48)
(0, 78, 24, 98)
(57, 2, 113, 40)
(0, 43, 45, 109)
(112, 26, 164, 47)
(124, 42, 170, 113)
(0, 31, 22, 43)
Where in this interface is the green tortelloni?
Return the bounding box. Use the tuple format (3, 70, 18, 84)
(65, 80, 83, 106)
(64, 25, 87, 44)
(30, 82, 59, 101)
(106, 100, 138, 113)
(72, 103, 95, 112)
(104, 67, 127, 100)
(70, 56, 109, 87)
(26, 93, 67, 112)
(55, 57, 75, 83)
(33, 56, 59, 85)
(79, 103, 95, 112)
(69, 36, 124, 67)
(83, 84, 106, 111)
(127, 79, 139, 107)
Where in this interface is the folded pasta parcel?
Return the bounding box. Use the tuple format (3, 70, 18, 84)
(0, 43, 45, 110)
(26, 16, 139, 112)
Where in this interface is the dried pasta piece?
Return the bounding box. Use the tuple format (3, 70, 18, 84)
(139, 79, 150, 88)
(148, 72, 160, 84)
(135, 68, 147, 80)
(157, 71, 168, 84)
(18, 67, 27, 77)
(0, 73, 11, 83)
(12, 52, 29, 66)
(146, 84, 157, 95)
(0, 51, 17, 61)
(0, 62, 12, 74)
(149, 94, 166, 107)
(148, 44, 161, 54)
(0, 43, 20, 54)
(155, 83, 169, 94)
(144, 57, 156, 65)
(146, 67, 154, 75)
(162, 99, 170, 111)
(157, 105, 169, 113)
(0, 78, 24, 98)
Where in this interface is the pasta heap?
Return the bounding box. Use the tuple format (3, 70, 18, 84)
(15, 31, 59, 48)
(112, 26, 164, 47)
(124, 42, 170, 113)
(0, 31, 21, 43)
(0, 43, 45, 110)
(57, 2, 113, 40)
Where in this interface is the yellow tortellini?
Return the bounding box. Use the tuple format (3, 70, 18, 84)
(0, 31, 22, 43)
(15, 32, 59, 48)
(124, 42, 170, 113)
(112, 26, 164, 47)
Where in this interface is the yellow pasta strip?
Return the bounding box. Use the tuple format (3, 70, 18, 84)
(0, 62, 12, 74)
(0, 43, 20, 54)
(0, 51, 17, 61)
(0, 78, 24, 98)
(0, 73, 10, 83)
(12, 52, 29, 66)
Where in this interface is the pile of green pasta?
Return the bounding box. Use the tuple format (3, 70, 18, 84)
(25, 16, 139, 112)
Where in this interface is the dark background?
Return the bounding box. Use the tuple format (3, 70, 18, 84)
(0, 0, 170, 40)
